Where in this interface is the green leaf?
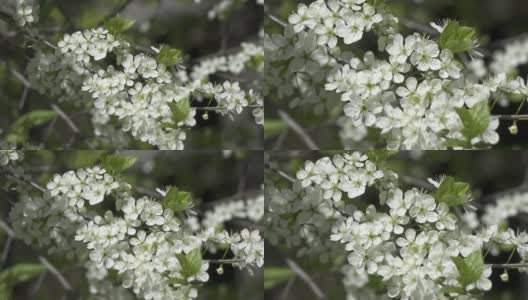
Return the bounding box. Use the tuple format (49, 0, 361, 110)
(264, 267, 295, 289)
(452, 250, 484, 287)
(434, 176, 470, 206)
(101, 154, 137, 175)
(439, 20, 477, 53)
(157, 46, 183, 66)
(455, 101, 490, 140)
(0, 263, 45, 298)
(264, 119, 287, 139)
(7, 110, 57, 144)
(176, 248, 203, 278)
(168, 98, 191, 125)
(104, 16, 135, 34)
(162, 187, 193, 212)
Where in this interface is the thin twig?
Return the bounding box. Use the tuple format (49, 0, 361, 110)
(2, 168, 46, 192)
(19, 86, 29, 111)
(38, 256, 73, 291)
(0, 220, 16, 237)
(265, 12, 287, 28)
(277, 109, 319, 150)
(488, 263, 528, 269)
(205, 258, 245, 264)
(193, 105, 263, 111)
(285, 258, 327, 299)
(51, 104, 80, 134)
(496, 114, 528, 121)
(265, 163, 295, 183)
(280, 277, 296, 300)
(1, 236, 13, 267)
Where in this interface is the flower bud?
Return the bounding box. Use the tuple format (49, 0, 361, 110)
(216, 266, 224, 275)
(500, 270, 509, 282)
(202, 113, 209, 120)
(509, 123, 518, 135)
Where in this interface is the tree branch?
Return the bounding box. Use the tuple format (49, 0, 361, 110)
(51, 104, 80, 134)
(265, 162, 295, 183)
(285, 257, 327, 300)
(277, 109, 319, 150)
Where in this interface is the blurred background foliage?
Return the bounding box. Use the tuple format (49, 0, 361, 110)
(264, 0, 528, 149)
(265, 150, 528, 300)
(0, 0, 263, 149)
(0, 150, 263, 300)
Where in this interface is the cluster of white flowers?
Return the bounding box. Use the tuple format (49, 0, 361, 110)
(191, 42, 263, 81)
(27, 28, 196, 149)
(201, 193, 264, 229)
(0, 150, 21, 166)
(265, 152, 389, 261)
(26, 22, 261, 148)
(8, 164, 264, 300)
(490, 36, 528, 75)
(266, 152, 528, 299)
(191, 41, 264, 125)
(482, 192, 528, 226)
(266, 0, 528, 149)
(9, 166, 127, 255)
(2, 0, 38, 26)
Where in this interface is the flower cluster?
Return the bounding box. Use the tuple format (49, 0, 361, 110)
(8, 165, 264, 300)
(265, 153, 389, 261)
(27, 28, 196, 149)
(190, 41, 264, 125)
(266, 152, 528, 299)
(482, 192, 528, 226)
(191, 42, 263, 81)
(266, 0, 528, 149)
(26, 22, 261, 148)
(2, 0, 38, 26)
(201, 193, 264, 229)
(0, 150, 21, 166)
(9, 166, 128, 255)
(490, 36, 528, 75)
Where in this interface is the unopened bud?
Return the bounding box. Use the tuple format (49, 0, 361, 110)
(509, 123, 518, 135)
(216, 266, 224, 275)
(500, 270, 509, 282)
(202, 112, 209, 120)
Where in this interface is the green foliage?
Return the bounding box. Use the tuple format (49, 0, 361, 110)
(176, 248, 203, 278)
(157, 46, 183, 66)
(0, 263, 45, 299)
(101, 153, 137, 175)
(455, 102, 490, 140)
(104, 16, 135, 34)
(439, 20, 477, 53)
(6, 110, 57, 144)
(165, 98, 191, 127)
(434, 176, 470, 206)
(264, 267, 295, 289)
(264, 119, 287, 139)
(452, 250, 484, 288)
(162, 187, 193, 212)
